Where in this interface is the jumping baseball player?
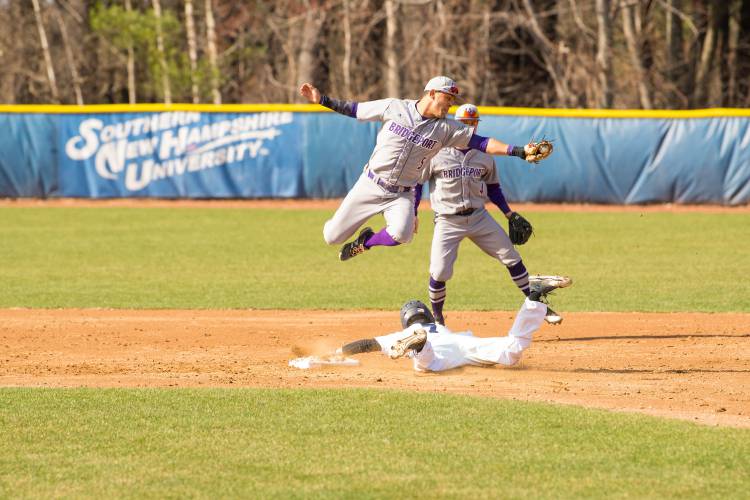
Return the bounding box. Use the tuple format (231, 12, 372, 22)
(299, 76, 553, 261)
(335, 276, 572, 372)
(417, 104, 562, 325)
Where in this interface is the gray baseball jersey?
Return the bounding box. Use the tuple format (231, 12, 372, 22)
(357, 98, 474, 187)
(423, 147, 520, 282)
(323, 98, 475, 246)
(419, 147, 498, 214)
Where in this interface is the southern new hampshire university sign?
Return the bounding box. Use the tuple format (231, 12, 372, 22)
(57, 110, 301, 197)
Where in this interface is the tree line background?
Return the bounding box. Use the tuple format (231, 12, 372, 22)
(2, 0, 749, 109)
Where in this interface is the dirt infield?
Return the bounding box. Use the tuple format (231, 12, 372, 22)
(2, 309, 748, 428)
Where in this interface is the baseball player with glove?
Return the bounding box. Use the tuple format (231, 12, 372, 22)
(417, 104, 561, 325)
(299, 76, 552, 261)
(335, 276, 572, 372)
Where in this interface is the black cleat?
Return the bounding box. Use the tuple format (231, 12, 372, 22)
(339, 227, 375, 261)
(528, 275, 572, 326)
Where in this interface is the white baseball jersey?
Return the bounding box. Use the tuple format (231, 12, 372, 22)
(357, 98, 474, 187)
(374, 298, 547, 372)
(419, 147, 499, 214)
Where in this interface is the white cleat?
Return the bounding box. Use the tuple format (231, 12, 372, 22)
(389, 329, 428, 359)
(544, 306, 563, 325)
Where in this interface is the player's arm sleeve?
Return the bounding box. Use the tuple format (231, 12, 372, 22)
(486, 183, 512, 216)
(468, 134, 490, 152)
(340, 338, 380, 355)
(319, 95, 358, 118)
(443, 121, 474, 148)
(355, 98, 394, 122)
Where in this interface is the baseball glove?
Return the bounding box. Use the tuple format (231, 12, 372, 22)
(524, 139, 554, 163)
(508, 212, 533, 245)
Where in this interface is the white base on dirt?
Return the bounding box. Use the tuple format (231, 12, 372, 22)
(289, 355, 360, 369)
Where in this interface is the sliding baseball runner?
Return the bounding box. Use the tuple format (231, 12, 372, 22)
(417, 104, 563, 325)
(299, 76, 553, 261)
(334, 276, 572, 372)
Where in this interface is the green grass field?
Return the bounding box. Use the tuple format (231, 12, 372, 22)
(2, 389, 749, 498)
(0, 206, 748, 311)
(2, 205, 749, 497)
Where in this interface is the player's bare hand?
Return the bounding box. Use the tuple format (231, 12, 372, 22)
(299, 83, 321, 104)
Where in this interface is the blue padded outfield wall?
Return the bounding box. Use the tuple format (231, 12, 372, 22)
(0, 105, 749, 204)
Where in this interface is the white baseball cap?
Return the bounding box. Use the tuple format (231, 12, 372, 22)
(424, 76, 461, 97)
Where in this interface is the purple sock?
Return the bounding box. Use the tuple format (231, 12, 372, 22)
(507, 261, 530, 296)
(364, 228, 401, 248)
(429, 277, 446, 320)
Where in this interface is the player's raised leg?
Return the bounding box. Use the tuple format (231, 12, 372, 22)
(339, 189, 415, 261)
(323, 173, 385, 246)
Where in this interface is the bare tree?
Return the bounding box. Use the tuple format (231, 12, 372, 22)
(620, 0, 652, 108)
(384, 0, 399, 97)
(297, 2, 327, 93)
(342, 0, 352, 96)
(124, 0, 137, 104)
(520, 0, 574, 107)
(31, 0, 59, 103)
(185, 0, 200, 103)
(727, 0, 741, 105)
(205, 0, 221, 104)
(152, 0, 172, 104)
(53, 2, 83, 105)
(595, 0, 613, 107)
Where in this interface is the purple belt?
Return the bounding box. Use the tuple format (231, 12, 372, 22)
(366, 169, 412, 193)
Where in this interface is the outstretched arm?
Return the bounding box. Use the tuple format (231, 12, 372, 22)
(299, 82, 358, 118)
(468, 135, 530, 159)
(339, 338, 381, 356)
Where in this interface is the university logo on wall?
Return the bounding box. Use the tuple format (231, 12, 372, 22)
(59, 111, 299, 197)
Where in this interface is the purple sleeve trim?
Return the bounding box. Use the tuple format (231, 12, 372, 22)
(468, 134, 489, 152)
(486, 183, 511, 215)
(414, 184, 423, 215)
(319, 95, 358, 118)
(506, 144, 514, 156)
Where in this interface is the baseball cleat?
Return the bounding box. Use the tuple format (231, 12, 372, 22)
(529, 275, 572, 325)
(529, 275, 573, 293)
(339, 227, 374, 261)
(544, 306, 563, 325)
(389, 328, 428, 359)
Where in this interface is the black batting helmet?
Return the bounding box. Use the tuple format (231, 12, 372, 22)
(400, 300, 435, 328)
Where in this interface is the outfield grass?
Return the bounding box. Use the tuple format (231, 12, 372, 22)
(0, 206, 748, 312)
(1, 388, 748, 498)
